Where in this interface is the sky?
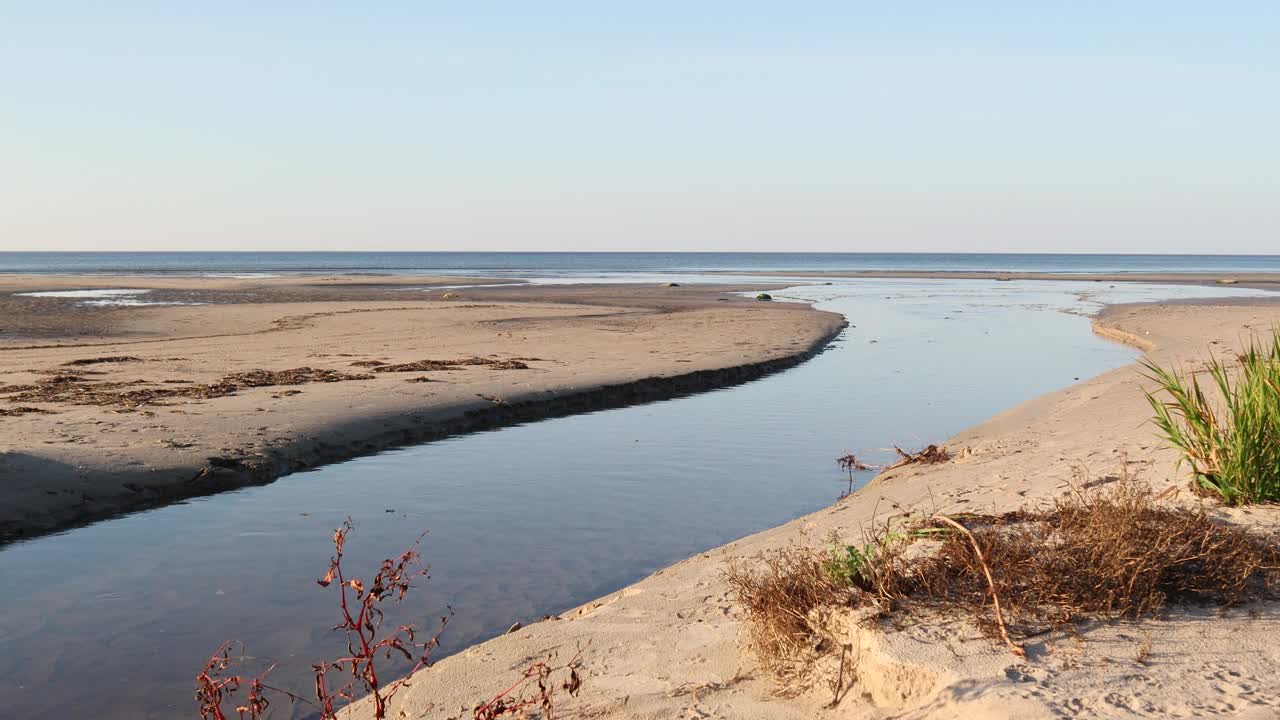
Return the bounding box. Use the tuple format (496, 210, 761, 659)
(1, 2, 1277, 253)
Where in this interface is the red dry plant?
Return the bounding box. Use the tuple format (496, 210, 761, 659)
(197, 521, 585, 720)
(312, 520, 449, 719)
(195, 642, 302, 720)
(472, 648, 584, 720)
(196, 520, 447, 720)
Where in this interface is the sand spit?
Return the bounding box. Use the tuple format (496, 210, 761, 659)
(343, 297, 1280, 720)
(0, 276, 843, 543)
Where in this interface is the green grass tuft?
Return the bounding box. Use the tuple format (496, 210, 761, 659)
(1142, 330, 1280, 504)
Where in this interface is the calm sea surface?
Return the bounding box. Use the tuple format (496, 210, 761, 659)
(0, 275, 1272, 718)
(1, 251, 1278, 276)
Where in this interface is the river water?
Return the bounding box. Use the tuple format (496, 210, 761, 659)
(0, 278, 1268, 718)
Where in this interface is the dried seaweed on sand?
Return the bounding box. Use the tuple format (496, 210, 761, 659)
(1, 367, 373, 408)
(371, 357, 529, 373)
(61, 355, 143, 366)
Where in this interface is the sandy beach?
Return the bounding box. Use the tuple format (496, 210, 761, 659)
(335, 293, 1280, 720)
(0, 275, 844, 543)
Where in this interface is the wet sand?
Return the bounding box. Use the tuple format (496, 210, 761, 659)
(344, 295, 1280, 720)
(0, 275, 844, 543)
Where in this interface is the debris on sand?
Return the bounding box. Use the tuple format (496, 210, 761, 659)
(0, 406, 53, 417)
(34, 368, 105, 376)
(349, 360, 386, 367)
(405, 376, 433, 383)
(465, 357, 530, 369)
(39, 374, 88, 384)
(836, 453, 872, 473)
(219, 368, 372, 388)
(887, 444, 951, 469)
(1, 367, 373, 408)
(371, 356, 530, 373)
(61, 356, 143, 366)
(371, 359, 459, 372)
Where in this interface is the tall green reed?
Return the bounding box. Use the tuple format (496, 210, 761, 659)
(1142, 331, 1280, 505)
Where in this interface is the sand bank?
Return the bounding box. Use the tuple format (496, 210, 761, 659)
(0, 276, 843, 543)
(345, 296, 1280, 720)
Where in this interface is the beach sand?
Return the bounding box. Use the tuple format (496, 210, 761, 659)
(0, 275, 843, 543)
(340, 296, 1280, 720)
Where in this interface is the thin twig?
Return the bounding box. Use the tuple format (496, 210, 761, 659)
(934, 515, 1026, 658)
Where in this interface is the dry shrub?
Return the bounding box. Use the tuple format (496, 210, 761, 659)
(726, 532, 910, 692)
(729, 481, 1280, 687)
(726, 546, 856, 691)
(916, 483, 1279, 630)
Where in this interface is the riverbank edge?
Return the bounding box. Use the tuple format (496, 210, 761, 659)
(1, 312, 846, 545)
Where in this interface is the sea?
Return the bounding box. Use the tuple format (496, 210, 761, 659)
(0, 251, 1278, 277)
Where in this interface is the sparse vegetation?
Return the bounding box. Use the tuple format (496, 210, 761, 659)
(196, 521, 582, 719)
(1142, 331, 1280, 504)
(823, 534, 903, 592)
(197, 521, 447, 719)
(726, 544, 865, 691)
(727, 480, 1280, 689)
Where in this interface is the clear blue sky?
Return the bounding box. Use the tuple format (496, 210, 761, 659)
(2, 2, 1276, 253)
